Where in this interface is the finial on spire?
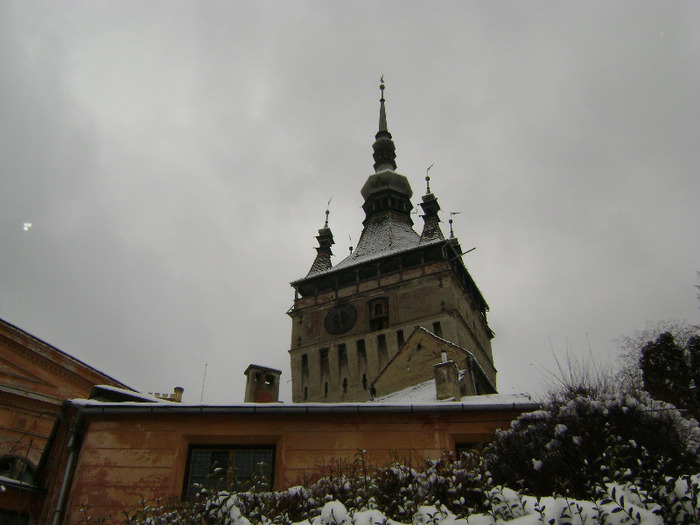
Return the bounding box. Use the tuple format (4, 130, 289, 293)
(372, 76, 397, 171)
(448, 211, 461, 239)
(378, 76, 388, 133)
(324, 197, 332, 227)
(425, 163, 434, 194)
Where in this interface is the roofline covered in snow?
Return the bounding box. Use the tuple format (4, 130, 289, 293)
(290, 237, 445, 286)
(64, 398, 540, 416)
(290, 237, 490, 317)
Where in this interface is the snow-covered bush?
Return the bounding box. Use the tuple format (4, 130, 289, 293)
(486, 388, 700, 501)
(119, 476, 700, 525)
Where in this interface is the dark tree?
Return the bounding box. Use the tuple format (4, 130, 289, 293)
(638, 331, 700, 419)
(640, 332, 690, 408)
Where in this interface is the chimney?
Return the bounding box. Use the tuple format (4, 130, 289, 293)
(244, 365, 282, 403)
(433, 360, 460, 400)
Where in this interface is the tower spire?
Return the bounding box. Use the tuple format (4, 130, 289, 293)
(372, 77, 397, 172)
(378, 77, 388, 132)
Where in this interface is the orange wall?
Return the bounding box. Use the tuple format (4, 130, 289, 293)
(58, 407, 524, 524)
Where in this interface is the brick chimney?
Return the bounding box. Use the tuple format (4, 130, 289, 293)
(244, 365, 282, 403)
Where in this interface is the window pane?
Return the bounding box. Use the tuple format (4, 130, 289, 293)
(187, 450, 212, 499)
(233, 450, 253, 481)
(253, 450, 273, 479)
(186, 446, 273, 499)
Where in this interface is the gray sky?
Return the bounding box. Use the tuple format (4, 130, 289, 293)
(1, 1, 698, 403)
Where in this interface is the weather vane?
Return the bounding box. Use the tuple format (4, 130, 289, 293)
(324, 197, 332, 227)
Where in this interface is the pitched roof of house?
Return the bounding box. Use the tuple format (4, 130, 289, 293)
(0, 316, 131, 399)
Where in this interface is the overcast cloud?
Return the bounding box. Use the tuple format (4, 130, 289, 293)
(1, 1, 698, 403)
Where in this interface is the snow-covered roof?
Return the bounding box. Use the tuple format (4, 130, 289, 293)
(335, 213, 419, 269)
(294, 224, 445, 285)
(88, 384, 168, 403)
(376, 378, 532, 407)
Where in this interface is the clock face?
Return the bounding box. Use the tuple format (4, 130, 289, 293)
(324, 303, 358, 335)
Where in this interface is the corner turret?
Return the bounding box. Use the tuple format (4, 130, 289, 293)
(419, 172, 445, 243)
(306, 209, 334, 276)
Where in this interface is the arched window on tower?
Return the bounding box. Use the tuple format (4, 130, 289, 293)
(369, 298, 388, 331)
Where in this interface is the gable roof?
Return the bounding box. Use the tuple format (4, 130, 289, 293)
(371, 326, 496, 398)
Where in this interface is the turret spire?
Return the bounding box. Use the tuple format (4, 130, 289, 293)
(306, 207, 335, 276)
(419, 166, 445, 243)
(372, 77, 397, 172)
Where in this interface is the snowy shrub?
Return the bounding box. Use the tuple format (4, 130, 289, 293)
(371, 463, 422, 519)
(486, 388, 700, 501)
(112, 467, 700, 525)
(416, 452, 489, 518)
(313, 501, 351, 525)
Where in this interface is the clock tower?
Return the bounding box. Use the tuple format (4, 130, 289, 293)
(288, 82, 496, 402)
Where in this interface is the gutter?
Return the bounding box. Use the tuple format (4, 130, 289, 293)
(66, 399, 541, 417)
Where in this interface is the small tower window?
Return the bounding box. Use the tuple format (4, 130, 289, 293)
(433, 322, 443, 338)
(324, 382, 329, 398)
(338, 344, 348, 370)
(369, 298, 388, 331)
(378, 333, 388, 366)
(397, 329, 405, 348)
(320, 348, 330, 377)
(301, 354, 309, 378)
(357, 340, 367, 364)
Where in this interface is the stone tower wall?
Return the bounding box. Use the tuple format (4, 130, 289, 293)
(289, 262, 495, 402)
